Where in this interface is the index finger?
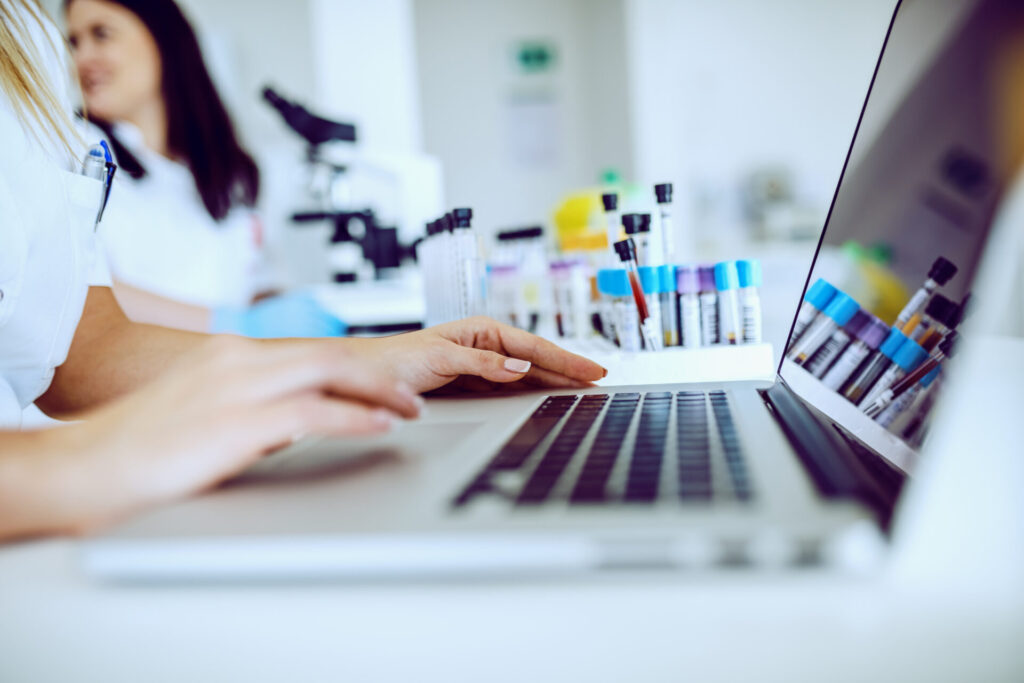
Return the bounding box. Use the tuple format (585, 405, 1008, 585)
(491, 323, 607, 382)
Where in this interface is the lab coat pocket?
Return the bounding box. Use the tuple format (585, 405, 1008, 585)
(59, 170, 104, 277)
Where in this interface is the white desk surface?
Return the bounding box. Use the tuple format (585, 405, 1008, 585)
(1, 541, 1021, 683)
(2, 338, 1023, 682)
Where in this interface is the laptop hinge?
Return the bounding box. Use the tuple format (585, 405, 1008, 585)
(761, 381, 900, 530)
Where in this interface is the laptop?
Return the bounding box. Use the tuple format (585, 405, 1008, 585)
(82, 0, 1024, 581)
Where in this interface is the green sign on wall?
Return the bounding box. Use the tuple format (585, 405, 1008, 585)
(515, 41, 557, 74)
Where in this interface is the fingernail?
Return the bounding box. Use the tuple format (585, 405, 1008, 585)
(371, 409, 397, 430)
(504, 358, 532, 374)
(601, 367, 608, 378)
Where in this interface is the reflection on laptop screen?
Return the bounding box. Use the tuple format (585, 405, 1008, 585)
(779, 0, 1024, 470)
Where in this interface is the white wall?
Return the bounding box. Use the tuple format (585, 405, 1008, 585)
(310, 0, 423, 155)
(414, 0, 633, 236)
(625, 0, 896, 237)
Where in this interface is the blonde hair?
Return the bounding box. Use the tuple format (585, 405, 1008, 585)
(0, 0, 79, 159)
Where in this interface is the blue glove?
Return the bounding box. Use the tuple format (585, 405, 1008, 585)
(211, 292, 347, 338)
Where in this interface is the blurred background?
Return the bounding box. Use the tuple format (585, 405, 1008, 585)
(45, 0, 918, 353)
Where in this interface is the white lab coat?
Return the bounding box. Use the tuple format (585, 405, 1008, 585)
(0, 7, 110, 429)
(97, 122, 269, 309)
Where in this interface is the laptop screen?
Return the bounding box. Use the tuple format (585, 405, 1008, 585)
(778, 0, 1024, 471)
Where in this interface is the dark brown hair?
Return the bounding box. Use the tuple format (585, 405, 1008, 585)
(67, 0, 259, 221)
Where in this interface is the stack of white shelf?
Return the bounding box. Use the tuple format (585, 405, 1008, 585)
(557, 337, 777, 386)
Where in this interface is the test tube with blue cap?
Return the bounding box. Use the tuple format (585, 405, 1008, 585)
(657, 264, 678, 346)
(598, 267, 641, 352)
(675, 266, 701, 348)
(857, 337, 930, 409)
(714, 261, 742, 345)
(876, 366, 941, 430)
(803, 309, 869, 378)
(863, 330, 958, 418)
(841, 327, 909, 404)
(790, 278, 837, 345)
(735, 259, 763, 344)
(787, 290, 860, 363)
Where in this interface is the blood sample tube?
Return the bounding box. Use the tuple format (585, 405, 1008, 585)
(820, 316, 889, 391)
(787, 292, 860, 364)
(676, 265, 701, 349)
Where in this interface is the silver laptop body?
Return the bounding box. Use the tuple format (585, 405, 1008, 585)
(82, 0, 1024, 581)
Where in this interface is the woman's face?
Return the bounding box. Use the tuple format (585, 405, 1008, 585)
(66, 0, 162, 122)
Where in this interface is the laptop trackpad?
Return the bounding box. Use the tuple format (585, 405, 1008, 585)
(236, 422, 481, 482)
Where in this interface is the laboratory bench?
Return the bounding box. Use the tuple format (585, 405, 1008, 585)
(2, 337, 1022, 682)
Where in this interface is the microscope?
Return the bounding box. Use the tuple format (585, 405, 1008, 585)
(263, 87, 415, 282)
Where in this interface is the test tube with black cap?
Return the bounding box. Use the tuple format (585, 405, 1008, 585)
(638, 214, 654, 265)
(419, 219, 438, 326)
(452, 207, 482, 318)
(622, 213, 642, 255)
(655, 183, 675, 263)
(895, 256, 958, 328)
(913, 294, 959, 350)
(439, 212, 456, 322)
(602, 193, 621, 264)
(614, 238, 660, 351)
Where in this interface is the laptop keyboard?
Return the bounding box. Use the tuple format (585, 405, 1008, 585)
(452, 391, 753, 508)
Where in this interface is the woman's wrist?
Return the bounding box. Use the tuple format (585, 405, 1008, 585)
(0, 424, 130, 540)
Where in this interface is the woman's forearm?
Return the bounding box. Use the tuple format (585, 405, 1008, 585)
(112, 279, 212, 333)
(36, 286, 209, 418)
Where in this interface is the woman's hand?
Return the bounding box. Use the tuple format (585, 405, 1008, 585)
(1, 335, 422, 539)
(345, 316, 607, 394)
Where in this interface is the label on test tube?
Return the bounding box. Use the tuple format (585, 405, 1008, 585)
(841, 327, 908, 404)
(790, 278, 838, 346)
(656, 183, 674, 263)
(858, 338, 929, 409)
(895, 256, 957, 328)
(697, 266, 718, 346)
(788, 291, 860, 363)
(875, 366, 940, 428)
(658, 265, 678, 347)
(805, 309, 868, 378)
(638, 266, 663, 350)
(676, 266, 701, 349)
(599, 268, 642, 352)
(821, 316, 889, 391)
(736, 259, 763, 344)
(714, 261, 741, 345)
